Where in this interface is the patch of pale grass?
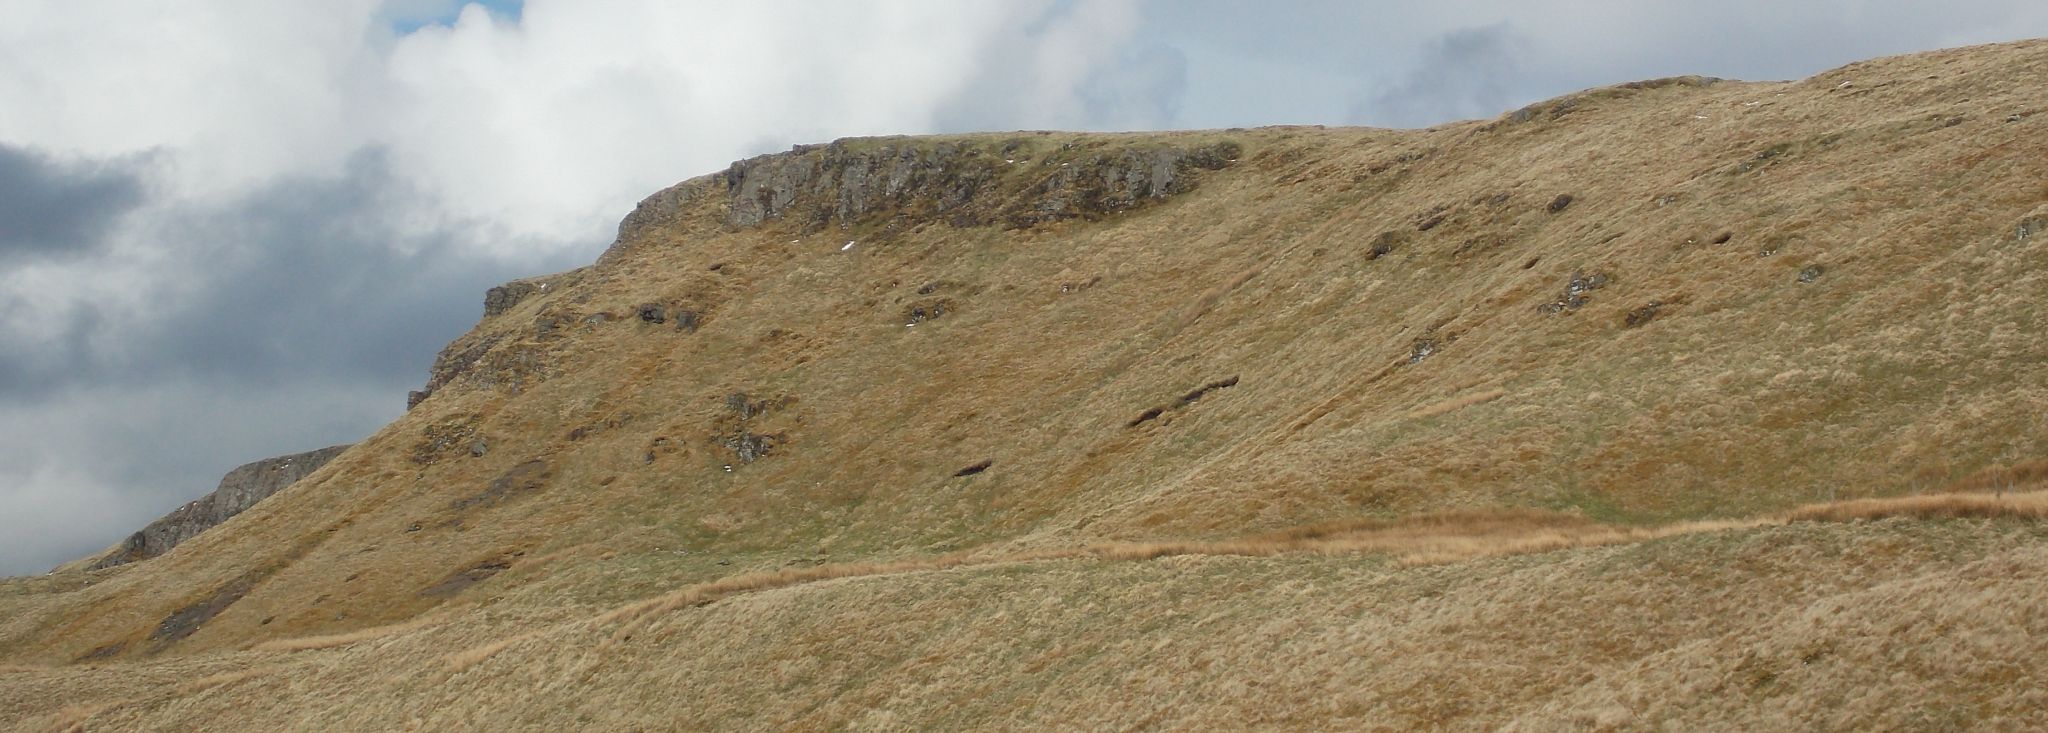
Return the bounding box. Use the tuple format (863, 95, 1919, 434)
(253, 613, 446, 652)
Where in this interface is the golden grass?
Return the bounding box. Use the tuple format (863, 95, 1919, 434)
(10, 39, 2048, 731)
(1406, 387, 1507, 418)
(1785, 488, 2048, 523)
(252, 612, 447, 653)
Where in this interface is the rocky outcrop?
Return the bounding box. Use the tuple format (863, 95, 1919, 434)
(91, 445, 351, 569)
(611, 136, 1240, 247)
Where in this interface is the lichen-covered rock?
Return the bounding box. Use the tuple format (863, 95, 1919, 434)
(92, 445, 351, 569)
(483, 282, 541, 317)
(609, 136, 1240, 249)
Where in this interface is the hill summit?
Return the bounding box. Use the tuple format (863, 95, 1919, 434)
(6, 39, 2048, 730)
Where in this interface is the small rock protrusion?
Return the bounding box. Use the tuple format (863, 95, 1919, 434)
(1416, 207, 1450, 232)
(674, 311, 701, 333)
(1408, 339, 1437, 364)
(1540, 270, 1609, 313)
(1369, 231, 1403, 260)
(1798, 264, 1826, 283)
(2017, 214, 2046, 242)
(1624, 301, 1664, 328)
(636, 303, 667, 324)
(1711, 231, 1733, 245)
(468, 439, 489, 458)
(1547, 194, 1575, 214)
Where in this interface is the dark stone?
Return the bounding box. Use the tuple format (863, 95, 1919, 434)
(1127, 407, 1166, 428)
(636, 303, 667, 324)
(674, 311, 701, 332)
(407, 390, 429, 410)
(952, 460, 993, 477)
(1547, 194, 1575, 214)
(1711, 231, 1733, 244)
(1798, 264, 1826, 283)
(468, 438, 489, 458)
(1176, 376, 1241, 407)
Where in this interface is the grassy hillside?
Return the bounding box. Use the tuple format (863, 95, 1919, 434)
(5, 38, 2048, 731)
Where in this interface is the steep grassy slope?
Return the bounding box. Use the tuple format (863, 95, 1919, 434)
(5, 39, 2048, 731)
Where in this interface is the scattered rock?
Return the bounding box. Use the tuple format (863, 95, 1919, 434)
(1540, 270, 1610, 313)
(468, 439, 489, 458)
(724, 433, 775, 464)
(1798, 264, 1826, 283)
(903, 299, 953, 325)
(636, 303, 667, 324)
(674, 311, 702, 332)
(1547, 194, 1575, 214)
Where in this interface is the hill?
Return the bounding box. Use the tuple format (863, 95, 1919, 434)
(5, 38, 2048, 730)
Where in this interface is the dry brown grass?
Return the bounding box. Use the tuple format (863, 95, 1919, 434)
(252, 612, 447, 653)
(1406, 387, 1508, 418)
(1938, 460, 2048, 494)
(1785, 488, 2048, 523)
(8, 37, 2048, 733)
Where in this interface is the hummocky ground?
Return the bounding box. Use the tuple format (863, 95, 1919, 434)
(5, 38, 2048, 731)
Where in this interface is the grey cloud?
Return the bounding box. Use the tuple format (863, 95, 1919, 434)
(1077, 44, 1190, 130)
(0, 145, 147, 265)
(1350, 24, 1533, 129)
(0, 147, 587, 574)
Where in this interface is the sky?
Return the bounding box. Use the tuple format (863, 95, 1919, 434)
(3, 1, 2046, 576)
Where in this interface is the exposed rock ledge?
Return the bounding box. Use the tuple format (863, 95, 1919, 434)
(88, 444, 351, 570)
(612, 135, 1242, 246)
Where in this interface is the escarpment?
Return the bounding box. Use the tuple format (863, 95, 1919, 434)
(612, 135, 1241, 247)
(87, 444, 351, 570)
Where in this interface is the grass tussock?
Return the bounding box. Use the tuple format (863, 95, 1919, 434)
(1784, 489, 2048, 523)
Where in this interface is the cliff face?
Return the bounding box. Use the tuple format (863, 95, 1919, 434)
(89, 444, 351, 569)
